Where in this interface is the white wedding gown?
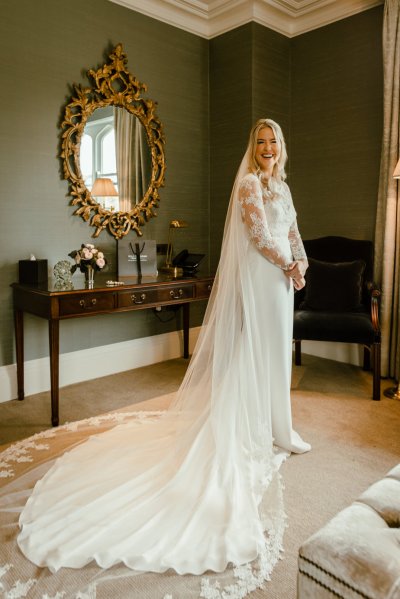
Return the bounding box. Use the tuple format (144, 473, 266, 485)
(17, 168, 310, 589)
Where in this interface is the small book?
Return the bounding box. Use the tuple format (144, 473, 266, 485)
(117, 238, 158, 277)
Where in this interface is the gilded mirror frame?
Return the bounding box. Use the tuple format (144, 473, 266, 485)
(61, 44, 166, 238)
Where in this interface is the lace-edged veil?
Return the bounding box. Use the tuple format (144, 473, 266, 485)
(168, 144, 275, 468)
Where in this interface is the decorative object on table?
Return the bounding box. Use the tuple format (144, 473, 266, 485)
(68, 243, 107, 288)
(117, 236, 157, 277)
(19, 255, 48, 285)
(90, 178, 118, 211)
(53, 260, 74, 290)
(172, 250, 205, 276)
(106, 280, 125, 286)
(384, 157, 400, 400)
(160, 220, 189, 276)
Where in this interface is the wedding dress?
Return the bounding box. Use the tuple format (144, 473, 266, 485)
(17, 148, 310, 593)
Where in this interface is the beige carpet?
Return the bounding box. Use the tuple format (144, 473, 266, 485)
(0, 354, 399, 598)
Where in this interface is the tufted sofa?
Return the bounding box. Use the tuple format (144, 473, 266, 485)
(297, 464, 400, 599)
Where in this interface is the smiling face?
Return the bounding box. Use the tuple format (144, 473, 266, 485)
(254, 126, 280, 177)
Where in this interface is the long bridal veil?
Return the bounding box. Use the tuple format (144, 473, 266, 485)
(15, 146, 288, 596)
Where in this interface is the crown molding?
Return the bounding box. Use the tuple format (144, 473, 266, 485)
(108, 0, 383, 38)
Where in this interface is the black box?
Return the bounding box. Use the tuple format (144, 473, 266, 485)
(19, 259, 48, 284)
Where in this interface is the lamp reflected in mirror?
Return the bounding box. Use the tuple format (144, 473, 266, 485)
(161, 220, 188, 276)
(384, 158, 400, 400)
(91, 177, 119, 211)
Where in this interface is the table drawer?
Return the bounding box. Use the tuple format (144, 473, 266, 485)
(59, 293, 115, 315)
(118, 288, 162, 308)
(118, 284, 194, 308)
(195, 280, 213, 299)
(157, 284, 194, 303)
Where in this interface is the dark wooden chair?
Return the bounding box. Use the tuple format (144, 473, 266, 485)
(293, 236, 381, 400)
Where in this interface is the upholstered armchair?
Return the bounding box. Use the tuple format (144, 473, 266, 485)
(293, 236, 381, 400)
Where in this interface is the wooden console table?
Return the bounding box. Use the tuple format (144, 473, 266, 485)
(12, 273, 214, 426)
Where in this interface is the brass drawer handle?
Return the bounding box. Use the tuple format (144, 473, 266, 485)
(131, 293, 146, 304)
(170, 289, 184, 300)
(79, 298, 97, 308)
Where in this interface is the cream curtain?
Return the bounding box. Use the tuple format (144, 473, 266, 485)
(115, 109, 151, 211)
(115, 108, 134, 212)
(374, 0, 400, 379)
(134, 119, 151, 202)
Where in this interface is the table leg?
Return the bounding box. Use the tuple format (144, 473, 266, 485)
(49, 319, 60, 426)
(14, 308, 24, 401)
(182, 303, 190, 359)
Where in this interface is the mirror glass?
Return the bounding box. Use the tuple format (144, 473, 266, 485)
(80, 107, 152, 212)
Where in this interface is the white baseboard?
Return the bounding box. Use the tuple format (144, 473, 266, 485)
(0, 327, 202, 404)
(0, 331, 362, 404)
(299, 340, 363, 367)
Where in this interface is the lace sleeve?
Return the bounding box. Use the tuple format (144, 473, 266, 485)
(238, 176, 290, 270)
(288, 220, 308, 262)
(283, 182, 308, 264)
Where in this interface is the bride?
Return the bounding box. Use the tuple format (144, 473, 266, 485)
(17, 118, 310, 589)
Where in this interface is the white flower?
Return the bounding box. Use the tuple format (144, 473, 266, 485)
(96, 258, 105, 269)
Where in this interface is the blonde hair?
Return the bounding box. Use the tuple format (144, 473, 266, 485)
(247, 118, 288, 184)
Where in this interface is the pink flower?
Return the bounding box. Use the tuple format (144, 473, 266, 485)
(81, 248, 93, 260)
(69, 244, 107, 275)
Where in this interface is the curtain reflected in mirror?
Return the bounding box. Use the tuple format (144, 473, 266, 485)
(80, 106, 152, 211)
(115, 108, 152, 211)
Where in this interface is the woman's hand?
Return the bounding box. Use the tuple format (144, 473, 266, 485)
(285, 261, 307, 290)
(293, 275, 306, 290)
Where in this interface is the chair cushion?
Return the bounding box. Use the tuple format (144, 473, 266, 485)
(300, 258, 366, 312)
(293, 310, 376, 344)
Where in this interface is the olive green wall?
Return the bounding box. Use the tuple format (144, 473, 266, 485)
(0, 1, 383, 372)
(291, 7, 383, 240)
(209, 25, 253, 269)
(0, 0, 209, 366)
(209, 23, 291, 267)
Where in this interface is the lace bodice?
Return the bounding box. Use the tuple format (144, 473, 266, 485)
(238, 173, 307, 270)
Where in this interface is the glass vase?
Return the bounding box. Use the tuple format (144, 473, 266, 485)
(84, 265, 95, 288)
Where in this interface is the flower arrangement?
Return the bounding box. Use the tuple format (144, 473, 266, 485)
(68, 243, 107, 274)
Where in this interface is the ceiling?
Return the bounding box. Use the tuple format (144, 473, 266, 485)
(108, 0, 384, 38)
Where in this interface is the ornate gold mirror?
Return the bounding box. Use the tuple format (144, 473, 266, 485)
(61, 44, 166, 238)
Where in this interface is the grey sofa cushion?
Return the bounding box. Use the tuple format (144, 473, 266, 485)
(298, 465, 400, 599)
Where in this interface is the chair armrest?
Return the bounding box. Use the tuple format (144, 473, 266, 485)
(366, 282, 381, 336)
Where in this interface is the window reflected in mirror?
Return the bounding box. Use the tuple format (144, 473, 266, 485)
(80, 106, 152, 213)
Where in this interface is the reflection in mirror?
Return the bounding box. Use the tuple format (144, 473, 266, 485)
(80, 107, 152, 212)
(91, 177, 118, 211)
